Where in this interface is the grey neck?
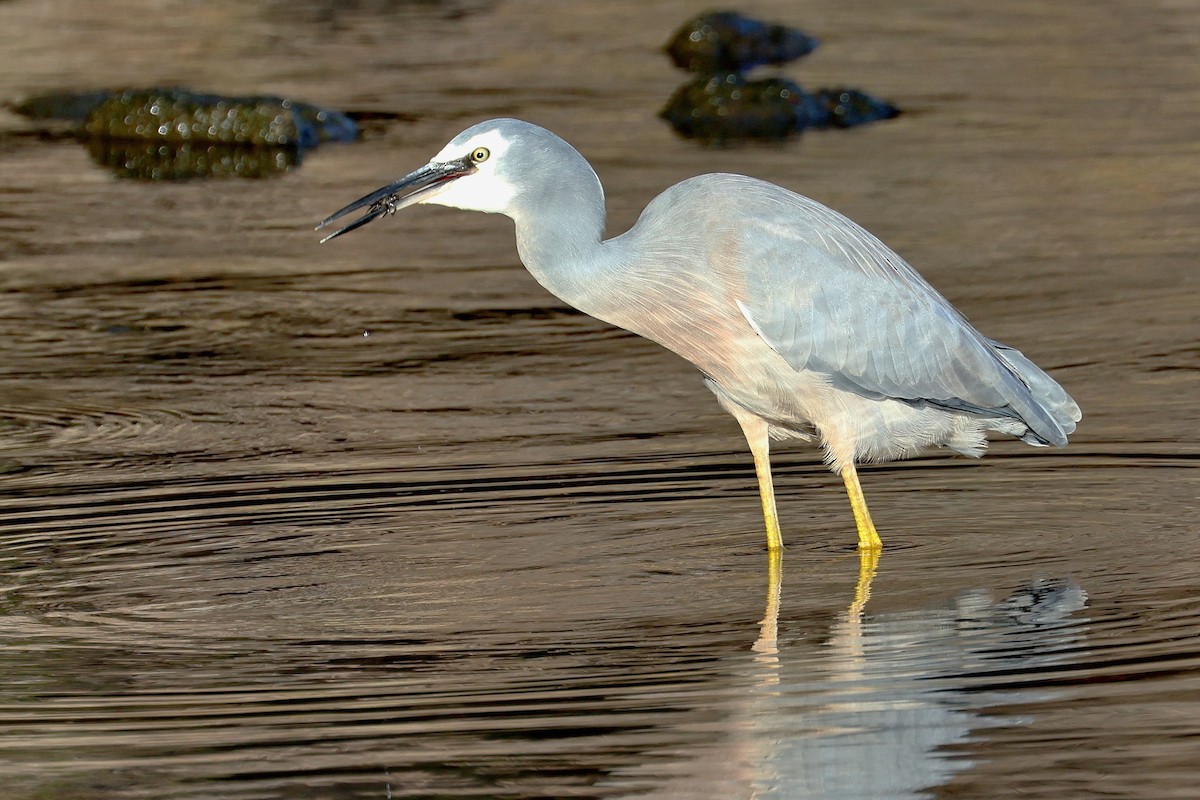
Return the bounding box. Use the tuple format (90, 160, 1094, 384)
(511, 172, 617, 312)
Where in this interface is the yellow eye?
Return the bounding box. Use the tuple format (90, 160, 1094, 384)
(470, 147, 490, 163)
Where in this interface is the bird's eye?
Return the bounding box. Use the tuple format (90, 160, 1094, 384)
(470, 147, 490, 164)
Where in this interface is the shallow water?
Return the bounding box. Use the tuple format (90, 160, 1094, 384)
(1, 1, 1198, 798)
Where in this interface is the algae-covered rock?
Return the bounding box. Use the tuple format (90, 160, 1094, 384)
(665, 11, 818, 73)
(11, 87, 357, 179)
(16, 88, 357, 146)
(659, 11, 900, 144)
(82, 90, 304, 146)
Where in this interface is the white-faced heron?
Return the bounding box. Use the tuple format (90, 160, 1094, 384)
(317, 118, 1080, 552)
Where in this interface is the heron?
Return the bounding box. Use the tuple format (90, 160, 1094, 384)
(317, 118, 1080, 553)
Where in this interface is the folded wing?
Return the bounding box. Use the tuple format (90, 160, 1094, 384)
(731, 181, 1079, 445)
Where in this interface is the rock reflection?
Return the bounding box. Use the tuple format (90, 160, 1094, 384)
(84, 139, 300, 181)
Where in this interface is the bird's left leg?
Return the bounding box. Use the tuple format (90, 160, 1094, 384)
(841, 462, 883, 551)
(727, 406, 785, 552)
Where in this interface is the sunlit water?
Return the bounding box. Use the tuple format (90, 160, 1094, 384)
(1, 1, 1198, 798)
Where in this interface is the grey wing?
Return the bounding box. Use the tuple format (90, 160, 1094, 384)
(736, 190, 1079, 446)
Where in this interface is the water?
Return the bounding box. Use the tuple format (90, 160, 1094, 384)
(1, 0, 1198, 797)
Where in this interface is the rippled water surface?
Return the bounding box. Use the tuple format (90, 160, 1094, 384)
(1, 1, 1198, 798)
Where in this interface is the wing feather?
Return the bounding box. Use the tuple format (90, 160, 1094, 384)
(717, 177, 1074, 445)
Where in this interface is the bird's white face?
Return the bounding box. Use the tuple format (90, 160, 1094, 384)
(423, 128, 517, 214)
(316, 119, 553, 243)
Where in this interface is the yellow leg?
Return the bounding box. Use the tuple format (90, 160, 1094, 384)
(750, 437, 785, 552)
(841, 462, 883, 551)
(729, 408, 785, 551)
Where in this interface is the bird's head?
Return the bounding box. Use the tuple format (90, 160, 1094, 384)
(317, 118, 595, 242)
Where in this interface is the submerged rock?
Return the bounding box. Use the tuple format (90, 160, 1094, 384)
(665, 11, 818, 73)
(818, 88, 902, 129)
(12, 87, 357, 179)
(661, 74, 899, 143)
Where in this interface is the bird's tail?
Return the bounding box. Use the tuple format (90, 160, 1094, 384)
(987, 339, 1081, 446)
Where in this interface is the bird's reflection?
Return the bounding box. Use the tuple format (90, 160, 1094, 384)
(752, 548, 784, 662)
(753, 547, 880, 658)
(637, 552, 1089, 799)
(753, 555, 1087, 799)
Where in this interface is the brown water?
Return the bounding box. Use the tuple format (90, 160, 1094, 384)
(1, 1, 1198, 798)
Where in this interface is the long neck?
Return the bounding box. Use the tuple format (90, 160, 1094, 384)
(510, 163, 618, 314)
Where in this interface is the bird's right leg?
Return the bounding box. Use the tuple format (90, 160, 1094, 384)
(728, 406, 785, 552)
